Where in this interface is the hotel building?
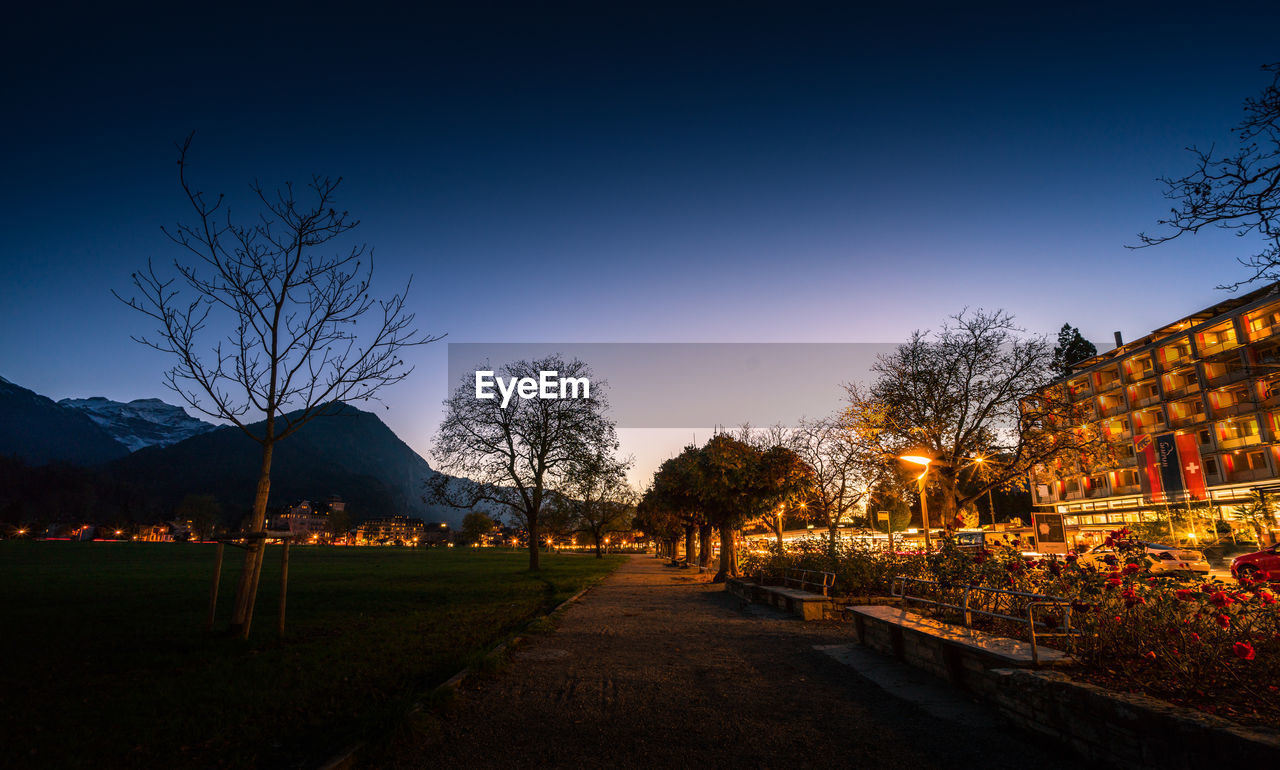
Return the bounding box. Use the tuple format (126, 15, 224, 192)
(1032, 282, 1280, 541)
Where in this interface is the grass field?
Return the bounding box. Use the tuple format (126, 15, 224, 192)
(0, 541, 624, 768)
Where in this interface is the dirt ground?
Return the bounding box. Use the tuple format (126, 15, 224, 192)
(373, 555, 1077, 769)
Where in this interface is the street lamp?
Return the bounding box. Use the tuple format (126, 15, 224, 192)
(898, 451, 934, 552)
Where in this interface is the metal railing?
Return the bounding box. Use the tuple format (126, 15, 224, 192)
(890, 576, 1077, 666)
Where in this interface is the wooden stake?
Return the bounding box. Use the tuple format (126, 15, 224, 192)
(279, 540, 290, 640)
(207, 542, 224, 633)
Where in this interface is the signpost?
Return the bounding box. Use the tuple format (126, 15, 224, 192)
(878, 510, 893, 552)
(1033, 512, 1068, 555)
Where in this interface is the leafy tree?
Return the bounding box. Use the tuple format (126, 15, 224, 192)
(326, 507, 352, 540)
(458, 511, 495, 546)
(648, 446, 711, 566)
(1052, 323, 1097, 377)
(1135, 63, 1280, 288)
(428, 355, 617, 571)
(117, 136, 438, 637)
(1236, 490, 1275, 544)
(176, 493, 221, 541)
(558, 450, 634, 558)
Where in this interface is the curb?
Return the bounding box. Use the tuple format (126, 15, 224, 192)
(315, 577, 605, 769)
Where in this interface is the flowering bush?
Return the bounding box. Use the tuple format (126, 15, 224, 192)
(744, 528, 1280, 722)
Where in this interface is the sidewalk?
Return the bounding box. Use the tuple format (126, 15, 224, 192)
(377, 555, 1076, 769)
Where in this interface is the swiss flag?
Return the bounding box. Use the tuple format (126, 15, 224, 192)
(1175, 433, 1207, 500)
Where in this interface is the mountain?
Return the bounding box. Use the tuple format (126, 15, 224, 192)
(59, 397, 217, 452)
(108, 402, 464, 525)
(0, 377, 129, 465)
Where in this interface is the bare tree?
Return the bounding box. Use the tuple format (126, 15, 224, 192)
(428, 356, 618, 571)
(117, 134, 439, 638)
(786, 413, 891, 548)
(848, 309, 1106, 527)
(1134, 63, 1280, 289)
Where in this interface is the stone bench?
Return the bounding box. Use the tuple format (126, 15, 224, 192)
(847, 605, 1071, 689)
(725, 577, 833, 620)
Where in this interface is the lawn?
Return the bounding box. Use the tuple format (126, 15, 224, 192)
(0, 541, 624, 768)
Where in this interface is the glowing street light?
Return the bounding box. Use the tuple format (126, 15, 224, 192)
(898, 451, 935, 552)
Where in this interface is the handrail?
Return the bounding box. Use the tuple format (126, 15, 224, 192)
(891, 576, 1077, 666)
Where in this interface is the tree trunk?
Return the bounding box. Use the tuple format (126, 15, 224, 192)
(713, 524, 738, 583)
(594, 534, 602, 558)
(698, 524, 713, 569)
(527, 514, 541, 571)
(773, 516, 783, 548)
(684, 525, 696, 566)
(229, 439, 274, 639)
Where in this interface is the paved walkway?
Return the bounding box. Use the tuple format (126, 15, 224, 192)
(380, 555, 1076, 769)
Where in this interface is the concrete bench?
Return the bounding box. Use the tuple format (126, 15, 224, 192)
(847, 604, 1072, 684)
(726, 575, 833, 620)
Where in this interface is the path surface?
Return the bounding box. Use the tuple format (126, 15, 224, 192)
(381, 555, 1076, 769)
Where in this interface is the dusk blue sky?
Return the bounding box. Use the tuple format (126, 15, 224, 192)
(3, 2, 1279, 482)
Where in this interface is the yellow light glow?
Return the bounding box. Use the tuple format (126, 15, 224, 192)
(899, 455, 932, 466)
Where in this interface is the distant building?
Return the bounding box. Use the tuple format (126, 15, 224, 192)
(420, 521, 451, 545)
(273, 501, 329, 540)
(357, 515, 427, 545)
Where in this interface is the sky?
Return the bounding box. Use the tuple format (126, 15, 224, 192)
(2, 1, 1279, 485)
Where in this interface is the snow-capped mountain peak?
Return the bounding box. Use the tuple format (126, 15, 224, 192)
(58, 396, 217, 452)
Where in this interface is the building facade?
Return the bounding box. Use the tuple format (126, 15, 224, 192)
(1032, 282, 1280, 543)
(356, 515, 427, 545)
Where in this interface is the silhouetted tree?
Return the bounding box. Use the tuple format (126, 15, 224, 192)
(458, 511, 495, 546)
(116, 134, 439, 638)
(1134, 63, 1280, 288)
(1052, 323, 1097, 377)
(428, 356, 617, 571)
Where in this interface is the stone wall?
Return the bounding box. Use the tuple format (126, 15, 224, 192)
(850, 605, 1280, 767)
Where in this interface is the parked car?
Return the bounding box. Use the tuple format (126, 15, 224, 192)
(1076, 541, 1210, 575)
(1230, 543, 1280, 581)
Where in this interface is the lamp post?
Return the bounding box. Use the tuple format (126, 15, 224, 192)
(972, 456, 998, 530)
(899, 453, 934, 552)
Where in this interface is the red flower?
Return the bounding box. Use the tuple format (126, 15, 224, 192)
(1144, 651, 1157, 660)
(1216, 614, 1231, 629)
(1175, 589, 1194, 601)
(1190, 632, 1201, 642)
(1259, 591, 1276, 606)
(1209, 591, 1235, 608)
(1065, 553, 1078, 563)
(1123, 563, 1141, 574)
(1233, 642, 1256, 661)
(1106, 577, 1122, 589)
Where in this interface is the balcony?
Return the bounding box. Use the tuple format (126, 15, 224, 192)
(1226, 465, 1275, 484)
(1204, 367, 1251, 388)
(1211, 400, 1257, 419)
(1218, 434, 1263, 451)
(1086, 485, 1111, 500)
(1111, 482, 1142, 496)
(1248, 318, 1280, 342)
(1128, 391, 1162, 409)
(1161, 375, 1201, 400)
(1093, 377, 1123, 394)
(1097, 401, 1127, 418)
(1197, 339, 1240, 358)
(1168, 412, 1207, 430)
